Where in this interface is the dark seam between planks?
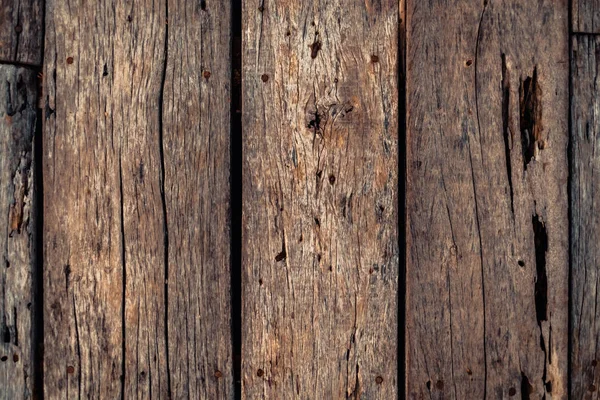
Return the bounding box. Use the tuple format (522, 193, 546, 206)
(567, 0, 573, 397)
(0, 60, 42, 69)
(118, 155, 126, 400)
(157, 0, 172, 396)
(33, 0, 46, 395)
(399, 0, 407, 398)
(230, 0, 242, 397)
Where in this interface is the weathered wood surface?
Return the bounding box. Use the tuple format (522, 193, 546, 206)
(242, 0, 399, 398)
(0, 0, 43, 65)
(570, 34, 600, 399)
(0, 65, 37, 400)
(43, 1, 232, 398)
(406, 1, 569, 398)
(573, 0, 600, 33)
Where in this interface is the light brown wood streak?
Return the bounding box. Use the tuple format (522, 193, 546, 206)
(242, 0, 399, 398)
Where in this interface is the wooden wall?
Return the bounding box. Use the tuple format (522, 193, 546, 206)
(0, 0, 596, 399)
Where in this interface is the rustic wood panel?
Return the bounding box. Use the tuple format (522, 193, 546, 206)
(570, 34, 600, 399)
(242, 0, 399, 398)
(43, 1, 232, 398)
(0, 65, 37, 399)
(0, 0, 43, 65)
(406, 1, 569, 398)
(573, 0, 600, 33)
(163, 0, 233, 398)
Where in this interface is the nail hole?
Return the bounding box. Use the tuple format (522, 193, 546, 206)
(12, 354, 18, 362)
(203, 71, 211, 80)
(14, 25, 22, 33)
(66, 57, 74, 64)
(257, 368, 264, 377)
(518, 260, 525, 267)
(436, 380, 444, 390)
(466, 59, 473, 66)
(371, 55, 379, 63)
(0, 356, 7, 362)
(375, 376, 383, 384)
(508, 387, 516, 396)
(214, 370, 222, 378)
(67, 366, 75, 374)
(328, 175, 336, 184)
(261, 74, 269, 82)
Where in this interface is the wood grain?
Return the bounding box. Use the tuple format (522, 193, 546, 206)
(0, 0, 43, 65)
(573, 0, 600, 34)
(406, 1, 569, 398)
(0, 65, 37, 399)
(242, 1, 399, 398)
(43, 1, 232, 398)
(570, 34, 600, 399)
(163, 0, 233, 398)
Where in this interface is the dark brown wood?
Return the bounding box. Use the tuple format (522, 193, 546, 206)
(406, 1, 569, 398)
(43, 1, 232, 398)
(242, 0, 399, 398)
(0, 0, 43, 65)
(573, 0, 600, 33)
(570, 34, 600, 399)
(0, 65, 37, 399)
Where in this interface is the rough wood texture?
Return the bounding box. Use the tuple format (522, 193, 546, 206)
(570, 34, 600, 399)
(242, 1, 399, 398)
(43, 1, 232, 398)
(164, 1, 233, 398)
(573, 0, 600, 33)
(0, 65, 37, 399)
(0, 0, 43, 65)
(406, 1, 569, 398)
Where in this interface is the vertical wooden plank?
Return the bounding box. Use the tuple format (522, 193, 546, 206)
(571, 34, 600, 399)
(164, 0, 233, 398)
(43, 1, 232, 398)
(0, 0, 43, 65)
(0, 65, 37, 399)
(406, 1, 569, 398)
(242, 1, 399, 398)
(572, 0, 600, 33)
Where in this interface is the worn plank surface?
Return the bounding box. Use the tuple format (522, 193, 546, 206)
(163, 0, 233, 398)
(43, 1, 232, 398)
(570, 34, 600, 399)
(0, 65, 37, 400)
(573, 0, 600, 33)
(242, 0, 399, 398)
(0, 0, 43, 65)
(406, 1, 569, 398)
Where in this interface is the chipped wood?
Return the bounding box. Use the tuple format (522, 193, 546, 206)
(406, 1, 569, 398)
(0, 65, 37, 400)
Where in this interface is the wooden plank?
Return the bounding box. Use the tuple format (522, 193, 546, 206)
(163, 1, 233, 398)
(0, 0, 43, 65)
(573, 0, 600, 33)
(43, 1, 232, 398)
(406, 1, 569, 398)
(0, 65, 37, 399)
(242, 1, 399, 398)
(570, 34, 600, 399)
